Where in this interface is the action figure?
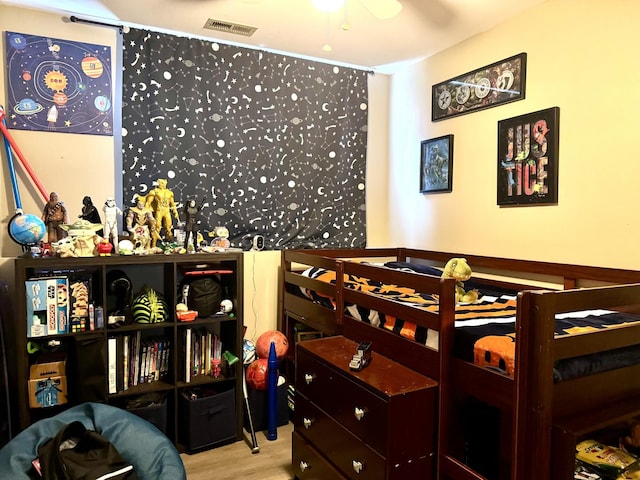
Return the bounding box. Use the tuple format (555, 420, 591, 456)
(183, 198, 205, 252)
(126, 194, 160, 249)
(79, 196, 103, 237)
(42, 191, 69, 243)
(145, 178, 180, 243)
(103, 197, 122, 253)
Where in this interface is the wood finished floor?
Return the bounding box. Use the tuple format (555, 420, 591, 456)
(180, 422, 295, 480)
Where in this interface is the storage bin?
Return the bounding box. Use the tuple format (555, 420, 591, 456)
(244, 380, 289, 432)
(178, 386, 236, 450)
(126, 392, 168, 435)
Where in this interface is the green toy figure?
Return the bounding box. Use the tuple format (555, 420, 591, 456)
(442, 258, 479, 303)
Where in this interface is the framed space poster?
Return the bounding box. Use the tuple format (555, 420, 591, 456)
(497, 107, 559, 206)
(432, 53, 526, 122)
(4, 31, 112, 135)
(420, 134, 453, 193)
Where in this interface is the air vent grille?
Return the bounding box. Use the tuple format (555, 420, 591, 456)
(204, 18, 257, 37)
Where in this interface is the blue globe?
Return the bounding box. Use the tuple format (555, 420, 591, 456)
(9, 213, 46, 247)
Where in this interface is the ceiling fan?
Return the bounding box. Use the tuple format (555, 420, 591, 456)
(235, 0, 403, 20)
(313, 0, 403, 19)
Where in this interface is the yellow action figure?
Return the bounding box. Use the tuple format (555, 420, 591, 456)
(145, 178, 180, 242)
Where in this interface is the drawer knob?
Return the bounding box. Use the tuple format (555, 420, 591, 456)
(304, 373, 316, 384)
(299, 460, 311, 472)
(352, 460, 364, 473)
(303, 417, 314, 429)
(354, 406, 365, 420)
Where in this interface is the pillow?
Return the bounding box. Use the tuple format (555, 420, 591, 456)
(384, 261, 443, 276)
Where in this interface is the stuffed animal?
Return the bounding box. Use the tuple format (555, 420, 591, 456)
(442, 258, 479, 303)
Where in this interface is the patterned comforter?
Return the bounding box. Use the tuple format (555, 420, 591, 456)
(296, 263, 640, 379)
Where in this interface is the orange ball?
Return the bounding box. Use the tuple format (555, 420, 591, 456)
(255, 330, 289, 359)
(245, 358, 268, 390)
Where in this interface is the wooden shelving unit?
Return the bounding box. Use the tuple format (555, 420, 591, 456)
(8, 252, 244, 452)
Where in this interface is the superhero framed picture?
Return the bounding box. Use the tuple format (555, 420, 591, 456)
(497, 107, 560, 206)
(420, 134, 454, 194)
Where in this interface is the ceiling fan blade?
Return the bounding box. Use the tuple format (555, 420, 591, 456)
(359, 0, 402, 19)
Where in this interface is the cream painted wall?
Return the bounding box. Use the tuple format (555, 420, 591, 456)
(364, 73, 390, 247)
(0, 7, 118, 284)
(387, 0, 640, 269)
(0, 5, 390, 337)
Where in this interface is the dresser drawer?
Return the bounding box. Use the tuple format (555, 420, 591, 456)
(294, 336, 438, 480)
(295, 393, 385, 480)
(297, 347, 388, 454)
(293, 431, 347, 480)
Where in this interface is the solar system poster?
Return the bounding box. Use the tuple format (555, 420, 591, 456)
(4, 31, 113, 136)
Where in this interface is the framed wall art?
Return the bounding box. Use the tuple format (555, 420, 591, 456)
(497, 107, 559, 206)
(4, 31, 113, 135)
(420, 134, 453, 193)
(432, 53, 526, 122)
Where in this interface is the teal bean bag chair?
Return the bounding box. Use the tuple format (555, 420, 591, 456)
(0, 402, 186, 479)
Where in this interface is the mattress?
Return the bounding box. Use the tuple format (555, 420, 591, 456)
(292, 263, 640, 380)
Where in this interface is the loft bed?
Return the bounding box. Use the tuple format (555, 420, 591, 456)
(280, 248, 640, 480)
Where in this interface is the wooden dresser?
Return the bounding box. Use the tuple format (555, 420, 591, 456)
(292, 336, 438, 480)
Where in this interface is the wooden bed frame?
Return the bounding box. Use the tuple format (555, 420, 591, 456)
(280, 247, 640, 480)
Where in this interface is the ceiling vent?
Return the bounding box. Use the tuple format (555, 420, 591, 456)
(203, 18, 258, 37)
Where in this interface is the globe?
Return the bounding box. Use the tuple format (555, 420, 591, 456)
(9, 213, 46, 247)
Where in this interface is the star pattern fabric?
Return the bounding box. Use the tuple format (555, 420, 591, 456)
(121, 29, 367, 249)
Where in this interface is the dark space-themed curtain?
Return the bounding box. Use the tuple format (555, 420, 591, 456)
(121, 28, 367, 249)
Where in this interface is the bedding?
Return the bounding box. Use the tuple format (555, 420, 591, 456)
(294, 263, 640, 379)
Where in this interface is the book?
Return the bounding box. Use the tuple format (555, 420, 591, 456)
(107, 337, 117, 394)
(116, 336, 124, 392)
(123, 335, 129, 391)
(185, 329, 192, 383)
(139, 340, 148, 385)
(205, 331, 212, 376)
(151, 338, 159, 382)
(132, 331, 141, 387)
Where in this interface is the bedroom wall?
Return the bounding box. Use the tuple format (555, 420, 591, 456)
(386, 0, 639, 269)
(0, 5, 390, 339)
(0, 7, 118, 280)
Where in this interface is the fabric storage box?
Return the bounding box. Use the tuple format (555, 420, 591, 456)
(28, 376, 67, 408)
(28, 361, 68, 408)
(244, 379, 289, 432)
(178, 386, 235, 450)
(125, 392, 168, 435)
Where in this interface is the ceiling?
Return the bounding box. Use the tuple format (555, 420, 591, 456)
(1, 0, 546, 72)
